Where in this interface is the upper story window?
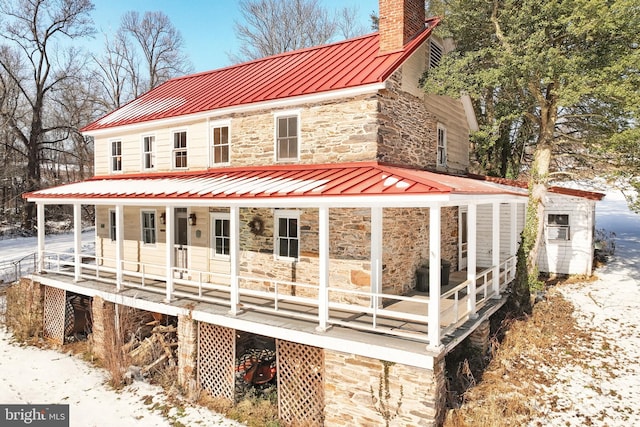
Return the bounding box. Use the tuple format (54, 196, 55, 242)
(141, 210, 157, 245)
(437, 124, 447, 167)
(275, 113, 299, 162)
(211, 213, 230, 257)
(547, 214, 570, 241)
(142, 135, 155, 170)
(211, 124, 230, 165)
(173, 130, 188, 169)
(274, 210, 299, 260)
(111, 140, 122, 172)
(109, 209, 116, 241)
(429, 39, 443, 69)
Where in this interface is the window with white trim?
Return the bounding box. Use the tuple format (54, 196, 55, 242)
(275, 114, 299, 161)
(211, 213, 230, 257)
(274, 210, 299, 260)
(547, 214, 570, 241)
(173, 130, 187, 168)
(109, 209, 116, 241)
(111, 140, 122, 172)
(437, 124, 447, 166)
(211, 124, 230, 165)
(142, 135, 155, 170)
(141, 211, 157, 244)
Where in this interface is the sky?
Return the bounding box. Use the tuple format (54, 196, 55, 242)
(88, 0, 379, 73)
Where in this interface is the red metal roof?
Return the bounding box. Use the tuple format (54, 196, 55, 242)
(24, 162, 523, 202)
(467, 174, 606, 201)
(82, 18, 441, 133)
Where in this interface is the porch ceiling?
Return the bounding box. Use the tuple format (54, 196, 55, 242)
(24, 161, 526, 206)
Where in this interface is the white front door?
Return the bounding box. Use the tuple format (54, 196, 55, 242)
(459, 207, 468, 270)
(174, 208, 188, 273)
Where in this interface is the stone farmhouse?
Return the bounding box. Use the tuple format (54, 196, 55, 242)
(23, 0, 602, 425)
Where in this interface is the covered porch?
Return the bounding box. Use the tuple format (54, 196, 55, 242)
(25, 162, 527, 351)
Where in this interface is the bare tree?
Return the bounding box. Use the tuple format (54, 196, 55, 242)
(119, 11, 192, 96)
(232, 0, 369, 62)
(0, 0, 95, 229)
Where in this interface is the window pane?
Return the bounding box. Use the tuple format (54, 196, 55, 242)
(288, 218, 297, 237)
(279, 239, 289, 257)
(278, 118, 287, 138)
(288, 117, 297, 135)
(278, 218, 288, 237)
(289, 239, 298, 257)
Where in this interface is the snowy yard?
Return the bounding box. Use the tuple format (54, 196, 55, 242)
(0, 187, 638, 426)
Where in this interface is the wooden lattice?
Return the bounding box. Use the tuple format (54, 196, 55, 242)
(277, 340, 324, 426)
(43, 286, 66, 344)
(197, 322, 235, 400)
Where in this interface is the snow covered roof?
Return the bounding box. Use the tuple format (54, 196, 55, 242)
(81, 18, 441, 133)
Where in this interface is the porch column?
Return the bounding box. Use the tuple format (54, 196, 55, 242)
(36, 202, 45, 272)
(492, 202, 501, 297)
(510, 202, 518, 282)
(466, 204, 477, 318)
(165, 206, 174, 302)
(370, 206, 383, 307)
(229, 206, 240, 315)
(427, 205, 442, 349)
(73, 203, 82, 281)
(115, 204, 124, 292)
(317, 206, 329, 331)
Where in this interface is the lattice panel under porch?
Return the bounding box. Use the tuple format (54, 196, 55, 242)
(43, 286, 66, 344)
(197, 322, 235, 401)
(277, 340, 324, 426)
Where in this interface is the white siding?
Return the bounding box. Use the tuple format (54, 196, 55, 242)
(538, 194, 596, 276)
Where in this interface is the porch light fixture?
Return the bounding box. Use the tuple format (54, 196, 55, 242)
(160, 212, 166, 225)
(188, 213, 197, 226)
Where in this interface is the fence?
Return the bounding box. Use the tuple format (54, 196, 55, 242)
(0, 253, 36, 284)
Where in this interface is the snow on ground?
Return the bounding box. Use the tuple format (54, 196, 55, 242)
(0, 187, 638, 426)
(529, 187, 640, 426)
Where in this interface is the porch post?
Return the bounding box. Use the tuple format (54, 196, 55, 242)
(510, 202, 518, 282)
(165, 206, 174, 302)
(492, 202, 501, 297)
(229, 206, 241, 315)
(115, 204, 124, 292)
(73, 203, 82, 281)
(317, 206, 329, 331)
(371, 206, 383, 307)
(466, 204, 477, 318)
(427, 205, 442, 349)
(36, 202, 45, 272)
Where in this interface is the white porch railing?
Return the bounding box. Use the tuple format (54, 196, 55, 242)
(38, 251, 517, 346)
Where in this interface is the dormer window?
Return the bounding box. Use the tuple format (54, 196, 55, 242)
(275, 112, 299, 162)
(173, 130, 187, 169)
(429, 39, 443, 69)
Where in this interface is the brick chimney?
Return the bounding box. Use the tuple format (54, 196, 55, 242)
(379, 0, 426, 52)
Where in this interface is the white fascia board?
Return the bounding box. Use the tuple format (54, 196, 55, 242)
(33, 274, 437, 369)
(83, 83, 386, 138)
(27, 193, 526, 208)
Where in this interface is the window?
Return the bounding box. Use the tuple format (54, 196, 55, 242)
(111, 140, 122, 172)
(275, 210, 299, 260)
(109, 209, 116, 241)
(211, 125, 230, 165)
(429, 39, 443, 69)
(142, 135, 155, 170)
(211, 213, 230, 257)
(547, 214, 570, 241)
(173, 131, 187, 168)
(276, 114, 299, 161)
(141, 211, 157, 244)
(437, 124, 447, 166)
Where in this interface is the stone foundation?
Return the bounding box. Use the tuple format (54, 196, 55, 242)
(324, 350, 446, 426)
(90, 296, 113, 360)
(177, 314, 199, 399)
(469, 319, 490, 356)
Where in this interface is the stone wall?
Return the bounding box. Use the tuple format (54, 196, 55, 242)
(90, 296, 112, 360)
(377, 71, 440, 169)
(324, 350, 446, 426)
